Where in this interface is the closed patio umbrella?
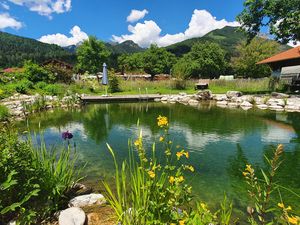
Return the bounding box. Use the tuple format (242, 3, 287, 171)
(102, 63, 108, 96)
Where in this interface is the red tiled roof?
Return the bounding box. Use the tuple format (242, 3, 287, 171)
(2, 68, 24, 73)
(257, 46, 300, 64)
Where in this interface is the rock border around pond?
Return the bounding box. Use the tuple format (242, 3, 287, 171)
(0, 93, 82, 121)
(156, 91, 300, 113)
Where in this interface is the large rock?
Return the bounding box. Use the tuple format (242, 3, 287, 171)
(240, 101, 253, 108)
(257, 104, 268, 110)
(271, 92, 290, 98)
(196, 90, 212, 100)
(68, 183, 93, 197)
(268, 105, 284, 111)
(213, 94, 228, 101)
(59, 207, 86, 225)
(68, 193, 106, 208)
(226, 91, 242, 99)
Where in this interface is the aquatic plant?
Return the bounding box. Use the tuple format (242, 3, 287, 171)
(104, 116, 300, 224)
(243, 145, 300, 225)
(0, 127, 81, 224)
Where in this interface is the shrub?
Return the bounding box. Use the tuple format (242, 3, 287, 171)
(24, 61, 53, 83)
(44, 84, 64, 96)
(44, 64, 73, 84)
(0, 105, 10, 121)
(108, 74, 121, 93)
(0, 128, 80, 224)
(171, 78, 187, 90)
(15, 79, 33, 94)
(34, 81, 47, 90)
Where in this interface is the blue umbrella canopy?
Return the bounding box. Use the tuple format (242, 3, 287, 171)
(102, 63, 108, 85)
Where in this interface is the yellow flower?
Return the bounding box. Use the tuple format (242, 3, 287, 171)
(184, 151, 189, 159)
(134, 139, 141, 146)
(245, 164, 253, 173)
(157, 115, 168, 128)
(169, 176, 175, 184)
(286, 206, 292, 211)
(179, 220, 185, 225)
(287, 216, 298, 224)
(278, 203, 285, 209)
(242, 172, 248, 177)
(148, 170, 155, 178)
(188, 165, 194, 172)
(168, 140, 172, 144)
(176, 151, 183, 160)
(170, 223, 176, 225)
(200, 203, 207, 210)
(178, 176, 184, 183)
(159, 136, 164, 142)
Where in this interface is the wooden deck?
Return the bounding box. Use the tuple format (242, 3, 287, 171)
(80, 94, 163, 103)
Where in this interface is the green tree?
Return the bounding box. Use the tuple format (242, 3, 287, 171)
(173, 42, 226, 79)
(237, 0, 300, 44)
(142, 44, 176, 78)
(118, 53, 144, 74)
(231, 38, 280, 78)
(76, 36, 110, 74)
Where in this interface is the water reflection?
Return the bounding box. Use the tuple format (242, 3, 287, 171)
(17, 102, 300, 216)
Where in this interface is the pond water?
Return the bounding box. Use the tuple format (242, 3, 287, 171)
(17, 102, 300, 219)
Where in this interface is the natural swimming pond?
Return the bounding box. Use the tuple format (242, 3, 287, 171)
(17, 102, 300, 219)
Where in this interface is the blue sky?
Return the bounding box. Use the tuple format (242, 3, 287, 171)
(0, 0, 245, 47)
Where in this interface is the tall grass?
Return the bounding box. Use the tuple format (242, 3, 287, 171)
(0, 127, 81, 223)
(0, 105, 10, 121)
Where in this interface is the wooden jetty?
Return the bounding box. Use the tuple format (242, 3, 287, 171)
(80, 94, 163, 103)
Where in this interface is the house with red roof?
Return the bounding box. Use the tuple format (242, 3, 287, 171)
(257, 46, 300, 91)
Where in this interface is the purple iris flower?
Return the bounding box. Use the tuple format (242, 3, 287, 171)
(62, 131, 73, 140)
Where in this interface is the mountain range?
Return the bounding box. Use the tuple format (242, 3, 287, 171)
(0, 26, 290, 69)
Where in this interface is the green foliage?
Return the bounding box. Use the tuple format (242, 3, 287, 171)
(118, 53, 145, 74)
(43, 64, 73, 83)
(118, 45, 176, 77)
(76, 36, 111, 74)
(104, 116, 194, 224)
(0, 128, 80, 224)
(171, 79, 187, 90)
(0, 31, 75, 68)
(109, 74, 121, 93)
(237, 0, 300, 44)
(15, 79, 33, 94)
(243, 145, 300, 224)
(0, 105, 10, 121)
(24, 61, 53, 83)
(231, 38, 280, 78)
(142, 44, 177, 77)
(43, 84, 64, 96)
(173, 42, 226, 79)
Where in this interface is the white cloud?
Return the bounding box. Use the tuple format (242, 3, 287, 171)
(127, 9, 148, 23)
(38, 25, 88, 47)
(112, 20, 161, 48)
(113, 9, 240, 47)
(1, 2, 10, 10)
(8, 0, 72, 17)
(288, 41, 300, 47)
(0, 13, 22, 30)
